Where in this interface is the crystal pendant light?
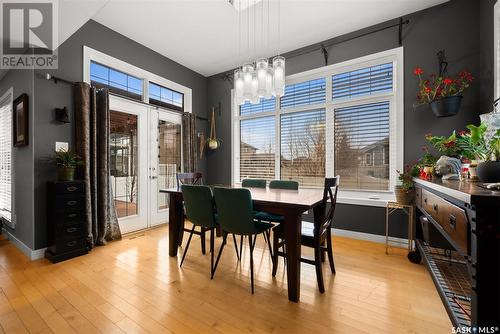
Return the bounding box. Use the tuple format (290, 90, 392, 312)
(256, 58, 268, 97)
(264, 66, 274, 99)
(242, 63, 254, 102)
(272, 56, 286, 97)
(234, 69, 244, 105)
(251, 72, 260, 104)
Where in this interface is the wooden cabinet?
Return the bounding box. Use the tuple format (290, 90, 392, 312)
(45, 181, 88, 263)
(413, 178, 500, 328)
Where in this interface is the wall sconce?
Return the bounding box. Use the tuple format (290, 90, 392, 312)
(55, 107, 70, 123)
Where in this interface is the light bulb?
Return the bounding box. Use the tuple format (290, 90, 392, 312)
(265, 66, 274, 99)
(242, 63, 254, 101)
(272, 56, 286, 97)
(251, 73, 259, 104)
(234, 69, 244, 105)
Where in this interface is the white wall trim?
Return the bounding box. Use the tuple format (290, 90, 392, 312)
(0, 87, 14, 229)
(82, 45, 193, 113)
(333, 227, 408, 247)
(2, 227, 46, 260)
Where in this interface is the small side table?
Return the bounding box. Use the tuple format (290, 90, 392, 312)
(385, 202, 414, 254)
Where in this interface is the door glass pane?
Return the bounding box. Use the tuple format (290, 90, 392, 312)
(158, 120, 181, 210)
(110, 111, 138, 218)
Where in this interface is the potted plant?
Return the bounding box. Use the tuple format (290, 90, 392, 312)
(477, 129, 500, 182)
(418, 146, 438, 179)
(456, 123, 488, 179)
(395, 164, 420, 205)
(413, 67, 473, 117)
(425, 131, 463, 158)
(50, 150, 83, 181)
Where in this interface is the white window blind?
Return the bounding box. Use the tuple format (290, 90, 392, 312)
(332, 63, 393, 100)
(334, 101, 390, 191)
(240, 115, 275, 180)
(280, 78, 326, 109)
(240, 97, 275, 116)
(0, 99, 12, 222)
(280, 109, 325, 187)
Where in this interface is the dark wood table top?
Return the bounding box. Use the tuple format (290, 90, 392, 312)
(160, 185, 324, 210)
(413, 177, 500, 204)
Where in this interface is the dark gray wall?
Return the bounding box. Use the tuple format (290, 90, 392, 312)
(206, 0, 486, 238)
(480, 0, 496, 112)
(0, 68, 35, 249)
(3, 20, 209, 250)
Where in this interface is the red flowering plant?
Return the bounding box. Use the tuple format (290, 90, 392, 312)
(425, 131, 462, 158)
(413, 67, 473, 105)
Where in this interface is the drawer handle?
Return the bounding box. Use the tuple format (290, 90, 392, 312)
(67, 200, 77, 206)
(433, 204, 439, 212)
(67, 213, 77, 218)
(67, 227, 78, 233)
(449, 215, 457, 231)
(67, 186, 77, 192)
(66, 241, 77, 247)
(423, 198, 427, 204)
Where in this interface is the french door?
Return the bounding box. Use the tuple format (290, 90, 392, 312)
(109, 96, 182, 234)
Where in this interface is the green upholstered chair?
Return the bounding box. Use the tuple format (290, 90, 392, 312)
(212, 187, 273, 294)
(180, 185, 218, 277)
(241, 178, 266, 188)
(272, 177, 339, 293)
(269, 180, 299, 190)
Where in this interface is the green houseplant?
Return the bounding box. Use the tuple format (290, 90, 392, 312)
(50, 150, 83, 181)
(395, 164, 420, 205)
(476, 129, 500, 182)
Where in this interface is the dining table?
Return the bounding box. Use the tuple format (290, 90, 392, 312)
(160, 184, 325, 302)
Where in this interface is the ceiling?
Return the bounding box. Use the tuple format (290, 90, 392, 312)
(42, 0, 450, 77)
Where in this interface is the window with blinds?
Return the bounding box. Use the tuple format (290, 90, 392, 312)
(280, 109, 325, 187)
(280, 78, 326, 109)
(90, 61, 143, 101)
(0, 99, 12, 222)
(149, 82, 184, 111)
(240, 97, 275, 116)
(332, 63, 393, 100)
(240, 116, 275, 180)
(334, 101, 390, 191)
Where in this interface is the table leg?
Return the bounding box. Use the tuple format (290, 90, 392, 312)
(385, 206, 389, 254)
(283, 211, 302, 302)
(169, 192, 184, 257)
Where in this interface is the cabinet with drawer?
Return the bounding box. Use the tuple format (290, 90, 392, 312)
(45, 181, 88, 263)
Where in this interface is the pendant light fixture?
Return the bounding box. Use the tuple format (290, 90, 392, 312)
(232, 0, 285, 105)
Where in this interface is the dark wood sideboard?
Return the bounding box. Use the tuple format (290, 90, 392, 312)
(412, 178, 500, 328)
(45, 181, 88, 263)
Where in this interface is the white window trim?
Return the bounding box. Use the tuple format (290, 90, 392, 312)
(83, 46, 192, 114)
(495, 1, 500, 100)
(0, 87, 14, 227)
(231, 47, 404, 207)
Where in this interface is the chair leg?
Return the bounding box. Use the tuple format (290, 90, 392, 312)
(239, 235, 244, 258)
(272, 231, 279, 277)
(326, 230, 336, 274)
(264, 230, 273, 257)
(232, 233, 240, 261)
(249, 234, 255, 294)
(212, 233, 227, 279)
(314, 242, 325, 293)
(180, 225, 196, 267)
(200, 228, 206, 255)
(210, 228, 215, 277)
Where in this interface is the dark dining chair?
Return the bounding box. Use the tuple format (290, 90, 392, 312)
(212, 187, 273, 294)
(272, 177, 339, 293)
(177, 172, 205, 252)
(241, 178, 266, 188)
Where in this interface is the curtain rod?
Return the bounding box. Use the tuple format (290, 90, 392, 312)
(44, 73, 208, 121)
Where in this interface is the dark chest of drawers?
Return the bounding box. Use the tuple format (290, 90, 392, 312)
(45, 181, 88, 263)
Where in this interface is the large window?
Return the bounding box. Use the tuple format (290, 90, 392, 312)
(149, 82, 184, 111)
(0, 90, 12, 225)
(232, 48, 403, 203)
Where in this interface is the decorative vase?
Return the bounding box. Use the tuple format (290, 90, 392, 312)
(57, 167, 75, 181)
(429, 96, 463, 118)
(476, 161, 500, 183)
(394, 186, 414, 205)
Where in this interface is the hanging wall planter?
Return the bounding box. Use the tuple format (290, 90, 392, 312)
(429, 95, 463, 118)
(207, 107, 222, 150)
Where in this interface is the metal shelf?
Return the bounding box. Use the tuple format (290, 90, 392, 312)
(416, 239, 472, 328)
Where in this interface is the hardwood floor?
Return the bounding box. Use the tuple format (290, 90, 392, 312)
(0, 226, 451, 333)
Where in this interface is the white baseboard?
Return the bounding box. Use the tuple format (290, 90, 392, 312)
(1, 227, 46, 260)
(333, 228, 408, 247)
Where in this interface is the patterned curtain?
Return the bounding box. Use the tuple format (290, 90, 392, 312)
(182, 112, 198, 173)
(74, 83, 121, 248)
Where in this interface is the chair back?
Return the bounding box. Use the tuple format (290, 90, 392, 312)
(269, 180, 299, 190)
(177, 172, 203, 190)
(181, 185, 217, 228)
(313, 177, 340, 240)
(241, 178, 266, 188)
(213, 187, 258, 235)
